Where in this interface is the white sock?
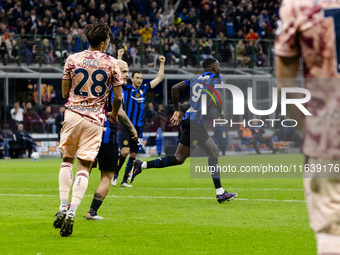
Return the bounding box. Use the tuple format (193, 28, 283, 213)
(59, 200, 67, 210)
(317, 233, 340, 254)
(216, 187, 225, 195)
(141, 162, 147, 169)
(59, 162, 74, 201)
(70, 170, 89, 207)
(68, 204, 78, 216)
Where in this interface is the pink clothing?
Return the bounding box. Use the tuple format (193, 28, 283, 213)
(275, 0, 340, 159)
(62, 50, 123, 126)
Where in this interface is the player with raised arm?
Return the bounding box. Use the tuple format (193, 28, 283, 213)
(53, 21, 123, 237)
(111, 49, 166, 187)
(131, 58, 237, 203)
(275, 0, 340, 253)
(86, 60, 138, 220)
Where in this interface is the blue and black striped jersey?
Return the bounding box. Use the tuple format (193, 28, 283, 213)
(102, 86, 122, 144)
(122, 83, 151, 128)
(182, 71, 223, 125)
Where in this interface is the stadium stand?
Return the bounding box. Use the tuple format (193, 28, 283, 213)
(0, 0, 280, 67)
(0, 0, 294, 155)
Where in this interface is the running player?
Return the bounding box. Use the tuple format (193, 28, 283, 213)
(111, 49, 166, 187)
(53, 21, 123, 237)
(86, 60, 137, 220)
(131, 58, 237, 203)
(275, 0, 340, 253)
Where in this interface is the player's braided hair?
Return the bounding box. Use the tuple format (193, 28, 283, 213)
(83, 21, 112, 48)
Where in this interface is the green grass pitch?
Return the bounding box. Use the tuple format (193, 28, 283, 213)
(0, 154, 316, 254)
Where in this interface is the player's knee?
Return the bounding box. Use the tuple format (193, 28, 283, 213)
(210, 147, 219, 159)
(63, 157, 74, 164)
(174, 154, 186, 164)
(121, 148, 129, 157)
(129, 152, 137, 159)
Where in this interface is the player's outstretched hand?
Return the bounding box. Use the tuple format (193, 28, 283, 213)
(170, 111, 181, 126)
(117, 48, 125, 59)
(107, 112, 118, 124)
(130, 128, 138, 141)
(159, 56, 166, 63)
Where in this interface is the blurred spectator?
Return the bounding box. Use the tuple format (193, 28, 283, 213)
(23, 102, 45, 133)
(254, 42, 266, 67)
(54, 36, 68, 61)
(153, 104, 167, 131)
(0, 127, 10, 159)
(236, 40, 251, 67)
(128, 43, 139, 66)
(15, 123, 37, 158)
(40, 105, 56, 133)
(18, 27, 33, 65)
(144, 38, 158, 67)
(0, 38, 7, 65)
(42, 38, 54, 64)
(139, 23, 153, 43)
(238, 126, 259, 153)
(55, 106, 65, 141)
(10, 101, 24, 123)
(251, 126, 277, 154)
(218, 32, 232, 62)
(214, 124, 228, 156)
(200, 38, 214, 61)
(145, 102, 157, 119)
(259, 10, 270, 27)
(75, 34, 88, 52)
(5, 33, 18, 62)
(245, 28, 260, 46)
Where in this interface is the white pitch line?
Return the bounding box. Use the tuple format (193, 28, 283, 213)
(0, 193, 306, 203)
(0, 187, 305, 191)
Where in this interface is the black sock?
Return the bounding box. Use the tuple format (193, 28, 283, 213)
(146, 155, 179, 169)
(89, 199, 103, 216)
(209, 158, 222, 189)
(122, 157, 135, 183)
(115, 154, 127, 175)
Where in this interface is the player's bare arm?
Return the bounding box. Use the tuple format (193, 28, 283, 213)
(62, 79, 71, 99)
(275, 56, 304, 131)
(170, 80, 187, 125)
(150, 56, 166, 89)
(118, 107, 138, 141)
(107, 85, 122, 123)
(117, 48, 124, 60)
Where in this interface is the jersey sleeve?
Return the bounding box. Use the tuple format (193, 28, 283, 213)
(184, 79, 191, 87)
(141, 82, 151, 93)
(274, 0, 301, 57)
(122, 84, 131, 91)
(111, 64, 123, 87)
(62, 56, 72, 80)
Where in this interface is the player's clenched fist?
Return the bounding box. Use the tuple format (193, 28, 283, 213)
(159, 56, 166, 63)
(117, 48, 125, 60)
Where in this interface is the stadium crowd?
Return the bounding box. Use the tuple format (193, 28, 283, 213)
(0, 0, 280, 66)
(0, 0, 285, 158)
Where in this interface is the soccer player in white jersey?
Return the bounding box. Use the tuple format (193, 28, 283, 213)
(53, 21, 123, 237)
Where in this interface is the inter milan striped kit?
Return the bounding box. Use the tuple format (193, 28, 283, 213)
(182, 71, 223, 126)
(88, 86, 120, 218)
(147, 71, 224, 168)
(123, 83, 150, 128)
(116, 82, 151, 184)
